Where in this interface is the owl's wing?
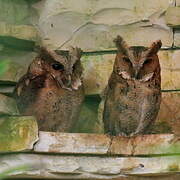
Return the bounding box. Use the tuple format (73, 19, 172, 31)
(102, 89, 117, 135)
(100, 85, 109, 99)
(13, 74, 46, 114)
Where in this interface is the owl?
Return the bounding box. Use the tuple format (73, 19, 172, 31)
(13, 46, 84, 132)
(103, 35, 162, 136)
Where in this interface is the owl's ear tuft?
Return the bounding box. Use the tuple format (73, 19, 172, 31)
(38, 46, 55, 59)
(69, 46, 83, 60)
(148, 40, 162, 55)
(113, 35, 129, 55)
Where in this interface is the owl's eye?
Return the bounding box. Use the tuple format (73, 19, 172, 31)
(52, 63, 64, 70)
(72, 64, 76, 72)
(144, 58, 152, 65)
(122, 57, 131, 62)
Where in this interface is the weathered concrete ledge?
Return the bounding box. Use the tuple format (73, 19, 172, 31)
(0, 154, 179, 179)
(0, 132, 179, 179)
(0, 130, 179, 155)
(34, 132, 180, 156)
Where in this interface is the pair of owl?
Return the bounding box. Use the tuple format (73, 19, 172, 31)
(14, 35, 162, 136)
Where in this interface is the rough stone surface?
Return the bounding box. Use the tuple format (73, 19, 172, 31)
(0, 0, 32, 25)
(63, 23, 173, 51)
(34, 0, 174, 50)
(0, 0, 39, 41)
(174, 30, 180, 47)
(34, 132, 180, 155)
(73, 96, 103, 134)
(0, 154, 179, 179)
(34, 132, 111, 154)
(0, 48, 37, 82)
(0, 93, 19, 115)
(0, 59, 25, 82)
(155, 92, 180, 135)
(82, 54, 114, 95)
(165, 7, 180, 27)
(159, 50, 180, 90)
(0, 116, 38, 151)
(0, 22, 38, 41)
(0, 47, 37, 67)
(177, 0, 180, 6)
(0, 85, 15, 95)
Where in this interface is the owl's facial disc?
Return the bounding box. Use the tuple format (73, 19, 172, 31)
(71, 78, 82, 90)
(118, 71, 131, 80)
(51, 62, 82, 91)
(49, 62, 72, 91)
(71, 63, 83, 91)
(139, 72, 154, 82)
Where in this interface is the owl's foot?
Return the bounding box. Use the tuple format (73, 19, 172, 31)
(129, 132, 139, 137)
(105, 132, 114, 137)
(170, 136, 180, 144)
(118, 132, 128, 137)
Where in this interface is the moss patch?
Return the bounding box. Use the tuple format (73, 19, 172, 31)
(0, 116, 38, 151)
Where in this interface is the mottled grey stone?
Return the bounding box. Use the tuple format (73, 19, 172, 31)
(38, 11, 88, 49)
(73, 96, 103, 134)
(0, 0, 29, 25)
(174, 30, 180, 47)
(0, 94, 19, 115)
(0, 154, 179, 179)
(0, 48, 37, 82)
(165, 7, 180, 27)
(0, 0, 39, 41)
(35, 0, 174, 50)
(0, 59, 24, 82)
(176, 0, 180, 6)
(0, 85, 15, 95)
(0, 22, 38, 41)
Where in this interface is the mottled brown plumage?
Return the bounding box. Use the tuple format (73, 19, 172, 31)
(103, 35, 162, 136)
(14, 47, 84, 132)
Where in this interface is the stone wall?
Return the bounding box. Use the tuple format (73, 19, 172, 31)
(0, 0, 180, 133)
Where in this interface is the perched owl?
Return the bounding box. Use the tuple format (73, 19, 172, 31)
(103, 35, 162, 136)
(14, 46, 84, 132)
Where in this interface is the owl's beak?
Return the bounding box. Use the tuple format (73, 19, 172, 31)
(71, 78, 82, 90)
(51, 73, 72, 91)
(66, 75, 72, 87)
(135, 70, 138, 79)
(134, 65, 140, 79)
(61, 74, 72, 90)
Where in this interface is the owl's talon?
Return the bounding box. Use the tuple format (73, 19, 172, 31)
(118, 132, 127, 137)
(170, 137, 180, 144)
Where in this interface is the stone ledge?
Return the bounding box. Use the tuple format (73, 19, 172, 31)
(34, 132, 180, 156)
(0, 154, 179, 179)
